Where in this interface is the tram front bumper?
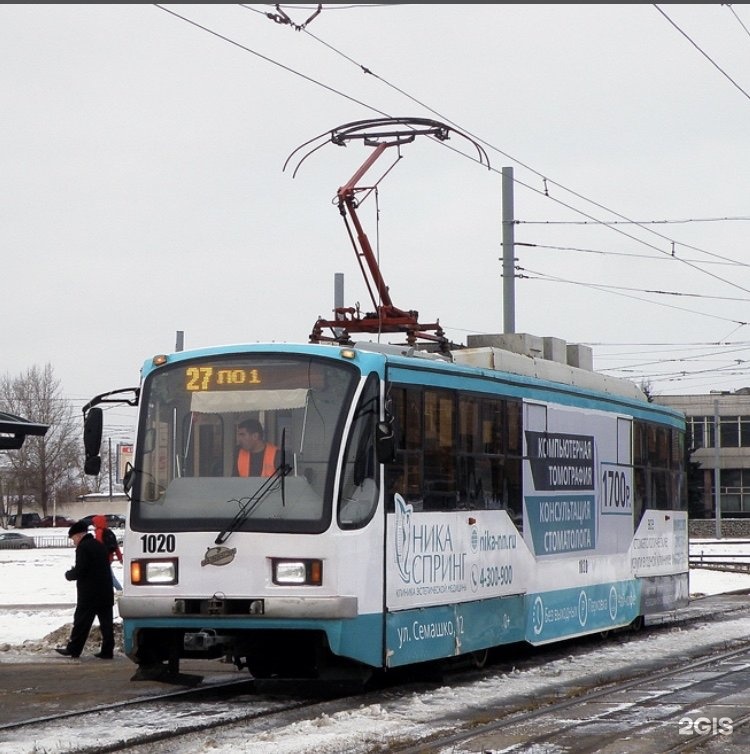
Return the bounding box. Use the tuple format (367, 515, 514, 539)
(119, 594, 358, 620)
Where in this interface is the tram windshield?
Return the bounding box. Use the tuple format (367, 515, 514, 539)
(128, 353, 359, 534)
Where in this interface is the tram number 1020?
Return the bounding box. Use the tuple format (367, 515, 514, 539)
(601, 468, 631, 511)
(139, 533, 176, 553)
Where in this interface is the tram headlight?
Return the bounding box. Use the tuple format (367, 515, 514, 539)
(272, 558, 322, 586)
(130, 558, 178, 585)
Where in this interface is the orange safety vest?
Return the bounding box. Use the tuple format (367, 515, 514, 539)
(236, 443, 278, 477)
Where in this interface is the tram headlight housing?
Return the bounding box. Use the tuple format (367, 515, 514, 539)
(130, 558, 178, 585)
(272, 558, 322, 586)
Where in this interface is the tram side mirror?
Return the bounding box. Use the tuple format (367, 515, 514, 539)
(84, 455, 102, 476)
(83, 407, 103, 476)
(376, 420, 396, 463)
(122, 462, 134, 495)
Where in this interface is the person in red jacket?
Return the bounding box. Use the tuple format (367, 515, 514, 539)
(92, 514, 123, 591)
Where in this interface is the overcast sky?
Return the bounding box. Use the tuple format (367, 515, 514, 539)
(3, 3, 750, 439)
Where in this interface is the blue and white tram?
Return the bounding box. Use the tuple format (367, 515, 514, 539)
(83, 339, 688, 680)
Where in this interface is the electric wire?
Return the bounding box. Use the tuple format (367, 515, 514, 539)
(725, 4, 750, 39)
(517, 267, 749, 327)
(154, 4, 750, 387)
(654, 4, 750, 101)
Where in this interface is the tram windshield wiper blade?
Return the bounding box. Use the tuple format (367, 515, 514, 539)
(280, 427, 287, 507)
(215, 460, 292, 545)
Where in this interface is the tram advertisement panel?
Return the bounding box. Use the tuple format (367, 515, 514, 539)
(385, 498, 534, 610)
(522, 403, 633, 559)
(629, 510, 689, 578)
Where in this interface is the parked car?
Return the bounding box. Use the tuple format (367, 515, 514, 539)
(0, 532, 36, 549)
(81, 513, 125, 529)
(38, 515, 77, 528)
(6, 513, 42, 528)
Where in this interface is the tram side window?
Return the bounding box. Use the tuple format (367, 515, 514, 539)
(506, 400, 522, 455)
(650, 469, 670, 510)
(456, 395, 523, 527)
(504, 400, 523, 526)
(385, 386, 424, 511)
(339, 374, 379, 529)
(423, 388, 456, 510)
(632, 420, 686, 523)
(633, 467, 646, 527)
(384, 385, 523, 522)
(458, 395, 502, 509)
(656, 426, 681, 510)
(386, 385, 459, 512)
(672, 467, 686, 511)
(672, 428, 687, 511)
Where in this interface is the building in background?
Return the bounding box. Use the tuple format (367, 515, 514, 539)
(655, 389, 750, 519)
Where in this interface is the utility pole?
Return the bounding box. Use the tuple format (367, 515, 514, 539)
(713, 398, 722, 538)
(334, 272, 344, 339)
(502, 166, 515, 334)
(108, 436, 113, 502)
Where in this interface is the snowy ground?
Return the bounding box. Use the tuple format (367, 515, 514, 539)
(0, 528, 124, 646)
(2, 531, 750, 753)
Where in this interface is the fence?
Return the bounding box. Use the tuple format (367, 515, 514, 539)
(32, 535, 74, 548)
(26, 530, 123, 548)
(689, 538, 750, 573)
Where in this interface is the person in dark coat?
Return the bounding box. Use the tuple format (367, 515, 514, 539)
(55, 519, 115, 659)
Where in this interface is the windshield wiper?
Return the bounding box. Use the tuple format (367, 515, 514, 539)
(280, 428, 288, 507)
(215, 457, 292, 545)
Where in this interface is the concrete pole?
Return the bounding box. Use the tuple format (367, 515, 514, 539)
(175, 331, 184, 352)
(334, 273, 344, 311)
(714, 398, 722, 538)
(334, 273, 344, 338)
(502, 167, 515, 334)
(108, 436, 113, 503)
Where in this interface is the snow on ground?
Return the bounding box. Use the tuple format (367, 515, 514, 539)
(2, 531, 750, 753)
(0, 529, 124, 647)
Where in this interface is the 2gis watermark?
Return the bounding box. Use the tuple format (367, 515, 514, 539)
(679, 716, 733, 736)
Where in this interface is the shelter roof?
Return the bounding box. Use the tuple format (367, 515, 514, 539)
(0, 411, 49, 450)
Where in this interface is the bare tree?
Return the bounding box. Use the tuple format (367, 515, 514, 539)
(0, 364, 82, 515)
(639, 379, 655, 403)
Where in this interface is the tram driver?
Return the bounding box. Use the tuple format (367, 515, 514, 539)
(234, 418, 280, 478)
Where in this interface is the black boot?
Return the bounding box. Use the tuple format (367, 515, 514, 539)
(55, 647, 79, 658)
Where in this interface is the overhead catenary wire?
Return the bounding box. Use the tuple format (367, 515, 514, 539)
(272, 5, 750, 289)
(160, 4, 750, 282)
(517, 267, 749, 327)
(725, 4, 750, 40)
(654, 4, 750, 101)
(517, 242, 750, 267)
(153, 4, 750, 389)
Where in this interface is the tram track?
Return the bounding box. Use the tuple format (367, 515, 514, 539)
(390, 639, 750, 753)
(0, 676, 315, 753)
(3, 595, 750, 753)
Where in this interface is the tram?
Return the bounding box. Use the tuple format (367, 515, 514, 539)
(80, 118, 687, 681)
(82, 336, 687, 681)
